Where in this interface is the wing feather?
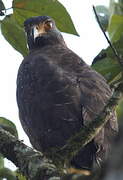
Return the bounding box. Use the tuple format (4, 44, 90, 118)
(78, 67, 118, 164)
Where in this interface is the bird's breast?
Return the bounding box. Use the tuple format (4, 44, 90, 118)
(17, 57, 82, 150)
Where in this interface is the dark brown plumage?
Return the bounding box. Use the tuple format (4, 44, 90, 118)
(16, 16, 118, 170)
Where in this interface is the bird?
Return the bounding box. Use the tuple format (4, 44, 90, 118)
(16, 15, 118, 170)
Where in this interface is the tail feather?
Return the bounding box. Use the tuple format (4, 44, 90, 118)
(70, 141, 97, 170)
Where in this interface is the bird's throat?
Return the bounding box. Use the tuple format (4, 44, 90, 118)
(28, 33, 66, 51)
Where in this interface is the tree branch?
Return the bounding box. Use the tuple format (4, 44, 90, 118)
(0, 83, 122, 179)
(0, 127, 61, 180)
(0, 126, 100, 180)
(37, 84, 122, 168)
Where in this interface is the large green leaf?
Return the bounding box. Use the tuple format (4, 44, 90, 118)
(109, 1, 123, 15)
(0, 0, 5, 10)
(0, 0, 5, 11)
(0, 168, 16, 180)
(95, 5, 109, 31)
(16, 171, 26, 180)
(92, 54, 122, 85)
(108, 14, 123, 42)
(0, 155, 4, 169)
(0, 0, 5, 16)
(108, 1, 123, 42)
(1, 0, 78, 56)
(0, 117, 18, 138)
(92, 38, 123, 85)
(12, 0, 78, 35)
(1, 14, 28, 56)
(119, 0, 123, 3)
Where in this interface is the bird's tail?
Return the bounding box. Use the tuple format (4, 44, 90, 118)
(70, 141, 97, 170)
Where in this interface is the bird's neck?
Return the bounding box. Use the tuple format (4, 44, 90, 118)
(28, 33, 66, 52)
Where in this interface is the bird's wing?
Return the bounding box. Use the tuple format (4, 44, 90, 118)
(78, 66, 111, 121)
(77, 65, 118, 164)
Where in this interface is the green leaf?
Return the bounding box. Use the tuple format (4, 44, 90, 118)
(96, 5, 109, 16)
(109, 0, 115, 14)
(1, 0, 78, 57)
(16, 171, 26, 180)
(12, 0, 78, 35)
(0, 0, 5, 16)
(1, 14, 28, 56)
(0, 168, 16, 180)
(95, 5, 109, 31)
(0, 117, 18, 138)
(0, 0, 5, 11)
(119, 0, 123, 3)
(0, 154, 4, 169)
(108, 14, 123, 42)
(92, 43, 123, 85)
(92, 55, 122, 85)
(108, 1, 123, 42)
(109, 0, 123, 15)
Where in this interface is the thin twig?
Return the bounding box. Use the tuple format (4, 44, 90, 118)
(93, 5, 122, 66)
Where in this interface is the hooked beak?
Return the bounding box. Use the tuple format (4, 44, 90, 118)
(33, 24, 47, 40)
(25, 24, 47, 49)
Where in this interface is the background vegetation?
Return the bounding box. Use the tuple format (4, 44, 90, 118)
(0, 0, 123, 179)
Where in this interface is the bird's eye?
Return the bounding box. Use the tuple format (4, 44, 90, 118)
(36, 26, 39, 30)
(44, 20, 53, 31)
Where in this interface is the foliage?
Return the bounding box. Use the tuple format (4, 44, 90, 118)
(0, 0, 123, 179)
(0, 117, 18, 179)
(0, 117, 18, 138)
(0, 0, 78, 56)
(95, 5, 109, 31)
(92, 0, 123, 85)
(0, 0, 123, 85)
(0, 0, 5, 16)
(92, 0, 123, 121)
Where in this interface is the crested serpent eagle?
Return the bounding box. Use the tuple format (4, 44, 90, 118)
(16, 16, 118, 170)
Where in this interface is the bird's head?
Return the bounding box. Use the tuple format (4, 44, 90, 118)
(24, 16, 66, 50)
